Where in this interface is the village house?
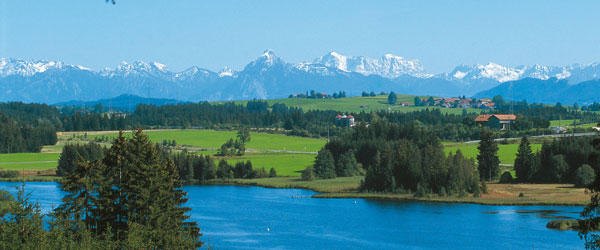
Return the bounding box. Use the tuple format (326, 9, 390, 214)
(400, 102, 410, 106)
(475, 114, 516, 130)
(335, 114, 355, 127)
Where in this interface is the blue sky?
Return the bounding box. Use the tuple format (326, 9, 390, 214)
(1, 0, 599, 73)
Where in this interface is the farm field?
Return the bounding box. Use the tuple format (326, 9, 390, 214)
(0, 153, 60, 170)
(549, 119, 598, 128)
(444, 143, 542, 165)
(9, 129, 325, 177)
(76, 129, 326, 152)
(216, 95, 482, 114)
(224, 152, 316, 176)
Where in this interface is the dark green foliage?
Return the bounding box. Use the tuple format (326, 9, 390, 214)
(49, 129, 203, 247)
(414, 96, 422, 106)
(387, 91, 397, 104)
(477, 128, 500, 181)
(499, 171, 514, 183)
(314, 148, 336, 179)
(217, 130, 249, 156)
(514, 135, 535, 183)
(0, 170, 19, 178)
(575, 165, 595, 188)
(579, 137, 600, 249)
(253, 168, 269, 178)
(327, 121, 478, 195)
(335, 151, 359, 177)
(0, 184, 46, 249)
(269, 168, 277, 178)
(0, 113, 57, 153)
(301, 166, 315, 181)
(481, 181, 488, 194)
(512, 136, 600, 185)
(57, 143, 105, 176)
(217, 159, 234, 179)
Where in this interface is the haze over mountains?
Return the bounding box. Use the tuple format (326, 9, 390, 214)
(1, 50, 600, 105)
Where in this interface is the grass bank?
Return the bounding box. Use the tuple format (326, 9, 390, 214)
(217, 177, 590, 206)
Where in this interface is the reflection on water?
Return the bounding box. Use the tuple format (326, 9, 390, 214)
(0, 182, 586, 250)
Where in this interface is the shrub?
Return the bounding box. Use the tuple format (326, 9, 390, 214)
(499, 171, 514, 183)
(253, 168, 268, 178)
(301, 166, 315, 181)
(0, 170, 20, 178)
(519, 192, 525, 197)
(574, 164, 595, 188)
(481, 181, 488, 194)
(0, 189, 13, 201)
(269, 168, 277, 178)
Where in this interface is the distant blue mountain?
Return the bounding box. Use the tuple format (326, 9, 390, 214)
(54, 94, 187, 112)
(473, 78, 600, 104)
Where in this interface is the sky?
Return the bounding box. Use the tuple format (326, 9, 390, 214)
(1, 0, 600, 73)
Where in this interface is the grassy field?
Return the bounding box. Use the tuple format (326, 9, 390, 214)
(444, 143, 542, 165)
(217, 95, 482, 114)
(549, 119, 598, 129)
(79, 130, 325, 152)
(224, 152, 315, 176)
(219, 176, 363, 193)
(0, 153, 59, 170)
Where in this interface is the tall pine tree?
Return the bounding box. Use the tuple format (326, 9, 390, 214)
(514, 135, 535, 183)
(477, 128, 500, 181)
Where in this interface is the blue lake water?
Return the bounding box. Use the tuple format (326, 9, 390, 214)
(0, 182, 585, 249)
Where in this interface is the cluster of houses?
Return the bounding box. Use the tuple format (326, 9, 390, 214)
(418, 97, 496, 110)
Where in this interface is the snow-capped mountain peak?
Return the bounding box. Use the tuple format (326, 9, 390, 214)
(0, 58, 70, 77)
(313, 52, 426, 78)
(219, 66, 235, 77)
(447, 62, 521, 82)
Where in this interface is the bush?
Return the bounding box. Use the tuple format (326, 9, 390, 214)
(0, 189, 13, 201)
(0, 170, 20, 178)
(574, 164, 596, 188)
(301, 166, 315, 181)
(269, 168, 277, 178)
(253, 168, 268, 178)
(499, 171, 514, 183)
(481, 181, 488, 194)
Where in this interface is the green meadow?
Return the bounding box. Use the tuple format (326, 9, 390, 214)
(39, 129, 326, 177)
(83, 129, 326, 152)
(0, 153, 59, 170)
(224, 152, 316, 177)
(444, 143, 542, 165)
(217, 95, 482, 114)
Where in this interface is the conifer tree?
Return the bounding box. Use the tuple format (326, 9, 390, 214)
(477, 128, 500, 181)
(314, 148, 336, 179)
(514, 135, 535, 183)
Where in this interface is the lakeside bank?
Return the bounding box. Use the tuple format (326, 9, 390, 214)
(0, 175, 590, 206)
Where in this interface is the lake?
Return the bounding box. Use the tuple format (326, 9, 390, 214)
(0, 182, 585, 249)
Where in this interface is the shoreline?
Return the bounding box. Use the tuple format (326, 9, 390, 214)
(208, 177, 590, 206)
(0, 176, 590, 206)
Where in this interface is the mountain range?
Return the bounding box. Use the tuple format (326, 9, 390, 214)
(1, 50, 600, 104)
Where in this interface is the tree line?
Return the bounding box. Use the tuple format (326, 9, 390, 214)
(0, 113, 57, 153)
(513, 135, 600, 186)
(311, 121, 481, 196)
(57, 130, 276, 182)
